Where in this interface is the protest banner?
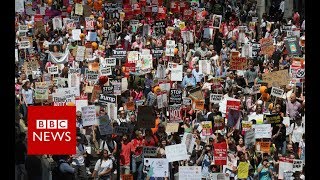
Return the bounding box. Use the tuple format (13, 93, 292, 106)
(85, 17, 95, 30)
(98, 94, 116, 106)
(179, 166, 202, 180)
(113, 126, 128, 136)
(229, 56, 247, 70)
(271, 87, 284, 98)
(262, 70, 290, 88)
(237, 162, 249, 179)
(76, 46, 86, 61)
(182, 133, 196, 154)
(284, 37, 301, 56)
(259, 37, 275, 56)
(193, 100, 205, 110)
(278, 157, 293, 179)
(121, 174, 133, 180)
(75, 98, 88, 112)
(137, 106, 156, 128)
(126, 101, 135, 111)
(81, 105, 97, 126)
(242, 121, 252, 131)
(210, 94, 223, 104)
(165, 40, 175, 57)
(109, 79, 121, 95)
(245, 129, 256, 148)
(256, 141, 271, 153)
(292, 159, 303, 172)
(201, 121, 212, 136)
(213, 142, 227, 165)
(254, 124, 272, 139)
(264, 114, 282, 125)
(165, 144, 188, 162)
(85, 69, 99, 81)
(165, 123, 180, 134)
(154, 21, 166, 36)
(143, 158, 169, 177)
(34, 82, 49, 100)
(169, 89, 182, 105)
(169, 105, 182, 123)
(182, 97, 192, 106)
(143, 147, 157, 157)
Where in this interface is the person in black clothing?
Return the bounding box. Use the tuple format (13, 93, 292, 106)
(25, 155, 43, 180)
(272, 122, 286, 155)
(207, 104, 222, 128)
(272, 48, 282, 69)
(15, 133, 27, 180)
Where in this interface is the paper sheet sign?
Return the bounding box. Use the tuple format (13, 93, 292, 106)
(165, 123, 180, 133)
(252, 84, 261, 94)
(254, 124, 272, 139)
(237, 162, 249, 179)
(179, 166, 202, 180)
(271, 87, 284, 98)
(165, 40, 175, 57)
(165, 144, 188, 162)
(81, 105, 97, 126)
(201, 121, 212, 136)
(210, 94, 223, 104)
(230, 56, 247, 70)
(48, 66, 59, 75)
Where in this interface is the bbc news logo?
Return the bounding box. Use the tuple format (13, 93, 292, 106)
(28, 106, 76, 155)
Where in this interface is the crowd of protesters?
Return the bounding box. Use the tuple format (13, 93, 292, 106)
(15, 0, 305, 179)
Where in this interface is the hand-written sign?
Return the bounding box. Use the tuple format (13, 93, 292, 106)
(210, 94, 223, 104)
(99, 94, 116, 105)
(271, 87, 284, 98)
(256, 141, 271, 153)
(165, 144, 188, 162)
(169, 89, 182, 105)
(165, 123, 180, 133)
(194, 100, 205, 110)
(260, 37, 275, 56)
(81, 105, 97, 126)
(85, 69, 99, 81)
(262, 70, 290, 88)
(252, 84, 261, 94)
(143, 146, 157, 157)
(165, 40, 175, 57)
(113, 126, 128, 136)
(230, 56, 247, 70)
(109, 79, 121, 95)
(237, 162, 249, 179)
(105, 58, 117, 67)
(48, 66, 59, 75)
(179, 166, 202, 180)
(254, 124, 272, 139)
(35, 82, 49, 100)
(292, 159, 303, 172)
(137, 106, 156, 128)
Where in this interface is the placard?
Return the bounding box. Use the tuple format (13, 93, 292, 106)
(182, 97, 192, 106)
(201, 121, 212, 136)
(143, 158, 169, 177)
(242, 121, 252, 131)
(137, 106, 156, 128)
(259, 37, 275, 56)
(254, 124, 272, 139)
(264, 114, 282, 125)
(212, 14, 222, 29)
(85, 17, 95, 30)
(210, 94, 223, 104)
(182, 133, 196, 154)
(86, 69, 99, 81)
(170, 64, 183, 81)
(278, 157, 293, 179)
(179, 166, 202, 180)
(52, 17, 63, 30)
(245, 129, 256, 148)
(34, 82, 49, 100)
(194, 100, 205, 110)
(81, 105, 97, 126)
(165, 123, 180, 134)
(127, 51, 140, 64)
(113, 126, 128, 136)
(76, 46, 86, 61)
(237, 162, 249, 179)
(271, 87, 284, 98)
(105, 58, 117, 67)
(169, 105, 182, 123)
(75, 98, 88, 112)
(230, 56, 247, 70)
(169, 89, 182, 105)
(154, 21, 166, 36)
(213, 142, 227, 165)
(256, 141, 271, 153)
(48, 66, 59, 75)
(262, 70, 290, 88)
(252, 84, 261, 94)
(100, 67, 112, 76)
(99, 124, 113, 135)
(143, 147, 157, 157)
(109, 79, 121, 95)
(72, 29, 81, 41)
(75, 3, 83, 15)
(292, 159, 303, 172)
(19, 41, 31, 49)
(165, 40, 175, 57)
(98, 94, 116, 106)
(165, 144, 188, 162)
(284, 37, 301, 56)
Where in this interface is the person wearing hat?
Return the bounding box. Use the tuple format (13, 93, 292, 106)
(181, 69, 196, 89)
(20, 79, 34, 120)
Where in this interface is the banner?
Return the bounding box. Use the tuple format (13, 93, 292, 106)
(137, 106, 156, 128)
(213, 142, 227, 165)
(259, 37, 275, 56)
(210, 94, 223, 104)
(169, 105, 182, 123)
(262, 70, 290, 88)
(179, 166, 202, 180)
(165, 144, 188, 162)
(230, 56, 247, 70)
(237, 162, 249, 179)
(143, 147, 157, 157)
(81, 105, 97, 126)
(254, 124, 272, 139)
(143, 158, 169, 178)
(271, 87, 284, 98)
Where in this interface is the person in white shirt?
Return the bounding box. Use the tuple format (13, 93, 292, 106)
(92, 149, 113, 180)
(71, 136, 88, 180)
(192, 64, 203, 83)
(288, 116, 304, 154)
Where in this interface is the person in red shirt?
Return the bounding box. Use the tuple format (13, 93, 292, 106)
(144, 128, 158, 147)
(120, 135, 133, 176)
(131, 130, 145, 180)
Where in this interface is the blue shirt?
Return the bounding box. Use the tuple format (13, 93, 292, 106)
(181, 75, 197, 88)
(192, 69, 203, 83)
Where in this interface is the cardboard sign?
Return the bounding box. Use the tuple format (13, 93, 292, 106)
(165, 144, 188, 162)
(169, 89, 182, 105)
(201, 121, 212, 136)
(256, 141, 271, 153)
(143, 147, 157, 157)
(182, 97, 192, 106)
(85, 17, 95, 30)
(262, 70, 290, 88)
(284, 37, 301, 56)
(230, 56, 247, 70)
(179, 166, 202, 180)
(137, 106, 156, 128)
(99, 94, 116, 106)
(210, 94, 223, 104)
(254, 124, 272, 139)
(169, 105, 182, 123)
(81, 105, 97, 126)
(292, 159, 303, 172)
(271, 87, 284, 98)
(194, 100, 205, 110)
(259, 37, 275, 56)
(264, 114, 282, 125)
(48, 66, 59, 75)
(126, 101, 135, 111)
(165, 40, 175, 57)
(165, 123, 180, 133)
(213, 142, 227, 165)
(113, 126, 128, 136)
(237, 162, 249, 179)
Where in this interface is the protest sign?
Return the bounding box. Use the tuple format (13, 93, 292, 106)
(76, 98, 88, 112)
(229, 56, 247, 70)
(245, 129, 256, 148)
(251, 42, 261, 57)
(182, 133, 196, 154)
(143, 158, 169, 177)
(169, 89, 182, 105)
(259, 37, 275, 56)
(105, 58, 117, 67)
(165, 144, 188, 162)
(165, 40, 175, 57)
(48, 66, 59, 75)
(252, 84, 261, 94)
(165, 123, 180, 134)
(98, 94, 116, 106)
(182, 97, 192, 106)
(34, 82, 49, 100)
(254, 124, 272, 139)
(23, 61, 39, 76)
(248, 114, 264, 124)
(203, 27, 214, 39)
(137, 106, 156, 128)
(127, 51, 140, 64)
(113, 126, 128, 136)
(113, 48, 127, 62)
(256, 141, 271, 153)
(151, 48, 164, 58)
(292, 159, 303, 172)
(271, 87, 284, 98)
(19, 25, 28, 32)
(278, 157, 293, 179)
(15, 0, 24, 12)
(179, 166, 202, 180)
(170, 64, 183, 81)
(76, 46, 86, 61)
(213, 142, 227, 165)
(19, 41, 30, 49)
(154, 21, 166, 36)
(213, 14, 222, 29)
(210, 94, 223, 104)
(85, 17, 95, 30)
(194, 100, 205, 110)
(105, 102, 117, 121)
(99, 124, 113, 135)
(72, 29, 81, 41)
(237, 162, 249, 179)
(75, 3, 83, 15)
(143, 147, 157, 157)
(86, 69, 99, 81)
(85, 48, 93, 59)
(81, 105, 97, 126)
(157, 93, 167, 109)
(100, 67, 112, 76)
(126, 101, 135, 111)
(264, 114, 282, 125)
(209, 173, 230, 180)
(262, 70, 290, 88)
(121, 174, 133, 180)
(68, 68, 81, 96)
(199, 60, 211, 75)
(90, 85, 102, 103)
(242, 121, 252, 131)
(109, 79, 121, 95)
(201, 121, 212, 136)
(52, 17, 63, 30)
(181, 30, 194, 44)
(284, 37, 301, 56)
(213, 115, 224, 131)
(169, 105, 182, 123)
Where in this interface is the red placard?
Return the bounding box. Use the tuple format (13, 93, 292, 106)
(157, 7, 167, 20)
(133, 3, 142, 14)
(213, 142, 227, 165)
(170, 2, 180, 13)
(124, 63, 136, 78)
(226, 99, 241, 118)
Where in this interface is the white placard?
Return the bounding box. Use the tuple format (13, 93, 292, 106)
(76, 46, 86, 61)
(143, 158, 169, 177)
(292, 159, 303, 172)
(271, 87, 285, 98)
(72, 29, 81, 41)
(199, 60, 211, 75)
(179, 166, 202, 180)
(105, 58, 117, 67)
(100, 67, 112, 76)
(81, 105, 97, 126)
(170, 64, 183, 81)
(165, 40, 175, 57)
(76, 99, 88, 112)
(278, 160, 293, 179)
(165, 144, 188, 162)
(48, 66, 59, 75)
(19, 41, 31, 49)
(210, 94, 223, 104)
(254, 124, 272, 139)
(182, 133, 196, 154)
(53, 17, 63, 30)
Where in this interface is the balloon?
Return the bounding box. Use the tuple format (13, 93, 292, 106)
(260, 86, 268, 94)
(99, 76, 108, 85)
(92, 42, 98, 49)
(262, 93, 270, 101)
(47, 0, 53, 5)
(174, 48, 178, 55)
(153, 86, 161, 94)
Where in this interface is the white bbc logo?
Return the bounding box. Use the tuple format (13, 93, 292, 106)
(36, 120, 68, 129)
